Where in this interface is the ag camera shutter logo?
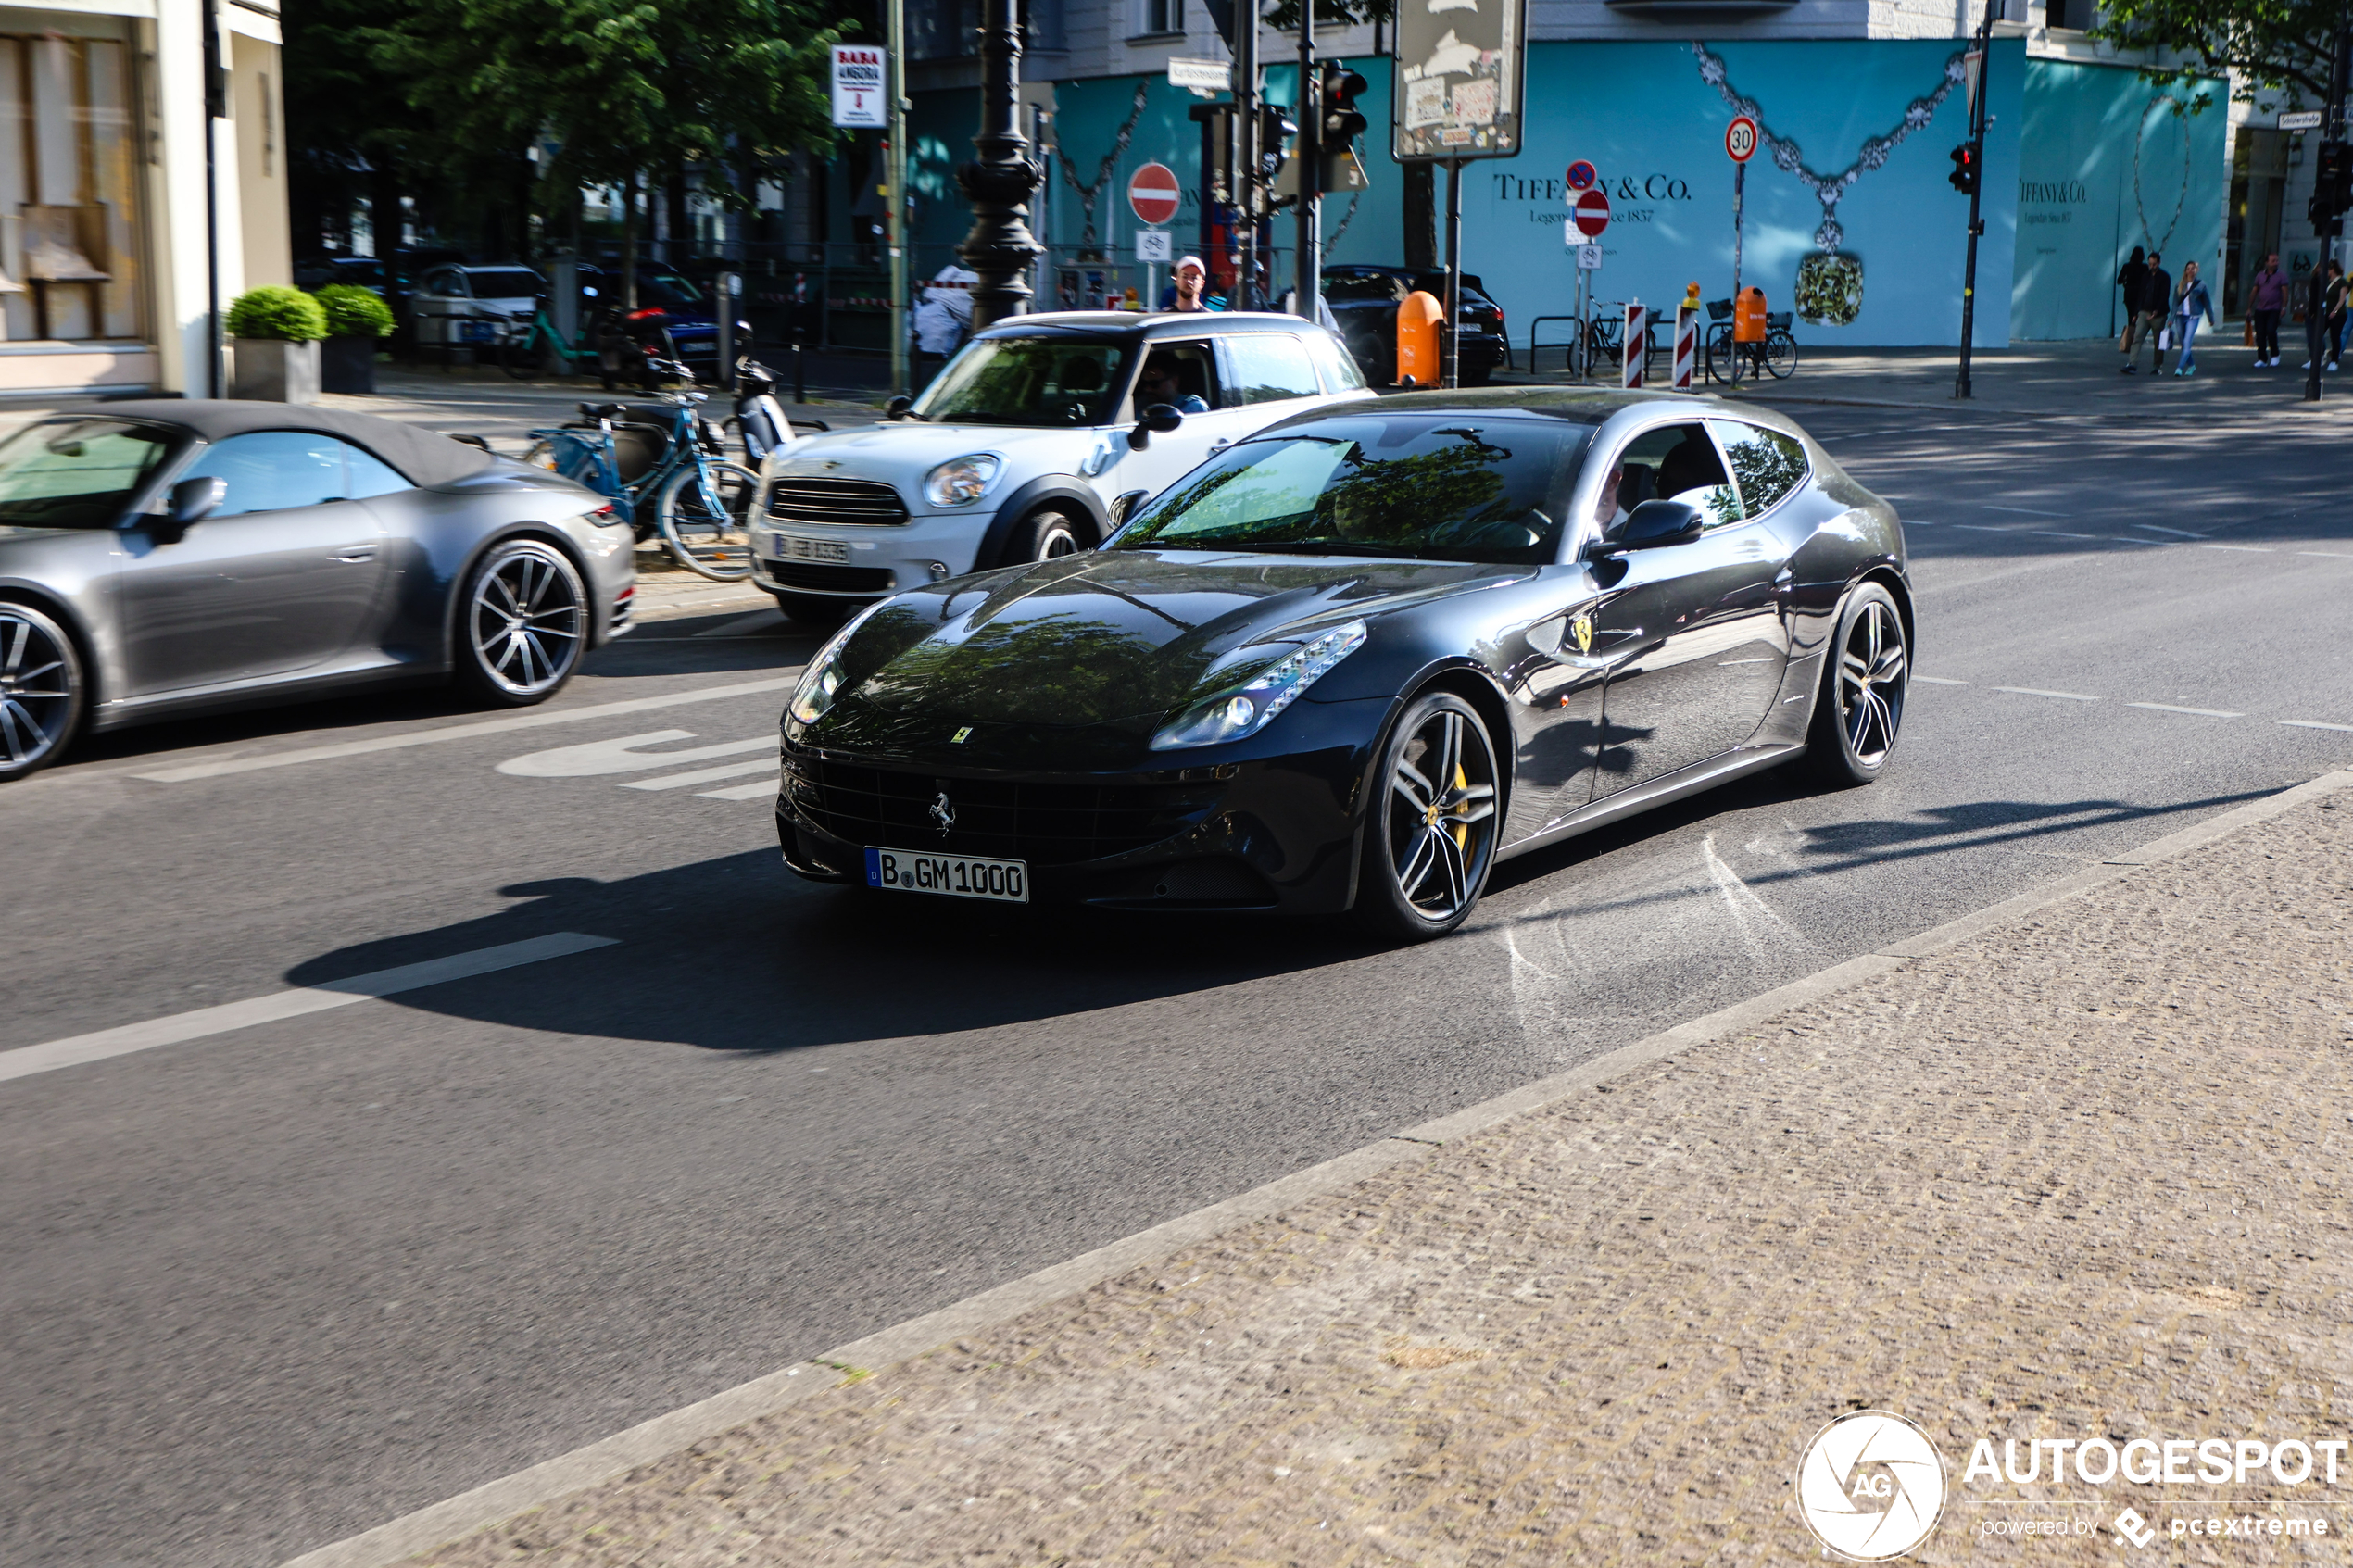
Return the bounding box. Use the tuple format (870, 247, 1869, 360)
(1795, 1411, 1947, 1560)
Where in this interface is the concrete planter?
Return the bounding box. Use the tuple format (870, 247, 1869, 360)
(229, 337, 321, 403)
(319, 335, 380, 395)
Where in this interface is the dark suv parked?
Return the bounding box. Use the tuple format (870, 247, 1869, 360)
(1322, 266, 1510, 386)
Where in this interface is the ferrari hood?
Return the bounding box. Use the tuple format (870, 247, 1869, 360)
(807, 549, 1520, 758)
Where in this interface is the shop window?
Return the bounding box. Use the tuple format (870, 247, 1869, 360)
(0, 27, 145, 343)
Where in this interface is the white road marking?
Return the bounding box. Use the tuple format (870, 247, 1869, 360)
(2282, 719, 2353, 733)
(693, 611, 784, 638)
(1701, 833, 1821, 967)
(1954, 524, 2019, 532)
(2031, 531, 2099, 540)
(498, 732, 772, 777)
(2126, 702, 2244, 718)
(698, 778, 780, 801)
(2296, 550, 2353, 558)
(1913, 675, 1967, 685)
(2200, 544, 2273, 554)
(134, 678, 799, 783)
(0, 933, 617, 1085)
(1994, 686, 2099, 702)
(1981, 504, 2068, 517)
(623, 759, 778, 790)
(2131, 524, 2206, 538)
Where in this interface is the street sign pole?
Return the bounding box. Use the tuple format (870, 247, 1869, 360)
(1956, 9, 1991, 399)
(887, 0, 909, 396)
(1443, 157, 1463, 388)
(2307, 17, 2352, 402)
(1236, 5, 1258, 309)
(1732, 161, 1745, 305)
(1294, 26, 1318, 323)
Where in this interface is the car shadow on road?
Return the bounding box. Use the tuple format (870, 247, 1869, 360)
(284, 848, 1378, 1054)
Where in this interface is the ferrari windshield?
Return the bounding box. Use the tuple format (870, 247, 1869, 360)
(1114, 414, 1592, 564)
(0, 419, 178, 530)
(911, 335, 1130, 427)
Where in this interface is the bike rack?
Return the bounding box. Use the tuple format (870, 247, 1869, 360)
(1527, 315, 1586, 378)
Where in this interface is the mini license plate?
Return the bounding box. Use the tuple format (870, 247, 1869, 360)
(776, 533, 849, 563)
(865, 847, 1028, 903)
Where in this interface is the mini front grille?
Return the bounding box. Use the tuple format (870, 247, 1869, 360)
(782, 755, 1222, 867)
(767, 561, 896, 593)
(769, 477, 909, 527)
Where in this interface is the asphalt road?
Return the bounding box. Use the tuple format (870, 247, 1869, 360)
(3, 392, 2349, 1568)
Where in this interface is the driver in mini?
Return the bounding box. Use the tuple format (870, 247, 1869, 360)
(1136, 353, 1210, 415)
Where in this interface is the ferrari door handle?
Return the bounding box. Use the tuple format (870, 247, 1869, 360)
(333, 546, 378, 563)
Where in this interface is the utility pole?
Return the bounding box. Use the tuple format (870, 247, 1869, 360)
(1294, 19, 1318, 323)
(886, 0, 909, 395)
(1442, 158, 1463, 388)
(2305, 16, 2352, 403)
(956, 0, 1046, 331)
(1954, 2, 1992, 400)
(1235, 1, 1258, 309)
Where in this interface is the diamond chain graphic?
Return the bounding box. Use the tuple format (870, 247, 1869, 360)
(1796, 1411, 1948, 1560)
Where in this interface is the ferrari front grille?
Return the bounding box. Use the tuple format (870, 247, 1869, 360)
(782, 755, 1222, 867)
(768, 477, 909, 526)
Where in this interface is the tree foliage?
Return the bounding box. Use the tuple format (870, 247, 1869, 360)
(2092, 0, 2347, 107)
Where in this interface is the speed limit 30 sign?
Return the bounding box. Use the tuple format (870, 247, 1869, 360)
(1725, 115, 1758, 163)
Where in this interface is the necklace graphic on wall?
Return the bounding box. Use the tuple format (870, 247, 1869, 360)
(2132, 94, 2194, 254)
(1693, 42, 1971, 326)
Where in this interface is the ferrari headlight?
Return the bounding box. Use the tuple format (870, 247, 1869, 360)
(923, 454, 1002, 508)
(786, 603, 885, 726)
(1150, 621, 1367, 751)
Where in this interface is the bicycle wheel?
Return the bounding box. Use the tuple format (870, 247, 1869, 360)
(1764, 328, 1798, 380)
(1705, 325, 1732, 383)
(655, 459, 761, 581)
(502, 325, 540, 380)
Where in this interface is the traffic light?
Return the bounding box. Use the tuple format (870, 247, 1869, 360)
(1947, 144, 1978, 195)
(1189, 100, 1234, 207)
(1320, 64, 1370, 195)
(1258, 103, 1296, 211)
(2311, 140, 2352, 230)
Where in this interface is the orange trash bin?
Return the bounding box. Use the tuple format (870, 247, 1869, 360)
(1396, 291, 1443, 386)
(1734, 287, 1768, 345)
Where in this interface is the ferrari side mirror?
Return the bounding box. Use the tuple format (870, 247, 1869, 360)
(1107, 488, 1151, 529)
(1617, 498, 1705, 550)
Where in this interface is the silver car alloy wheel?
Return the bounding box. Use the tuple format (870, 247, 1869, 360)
(1383, 704, 1499, 920)
(467, 545, 584, 697)
(1836, 597, 1906, 768)
(0, 607, 74, 773)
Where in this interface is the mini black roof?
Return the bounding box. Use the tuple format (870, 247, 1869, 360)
(69, 400, 495, 488)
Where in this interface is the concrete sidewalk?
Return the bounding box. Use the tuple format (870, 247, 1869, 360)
(291, 764, 2353, 1567)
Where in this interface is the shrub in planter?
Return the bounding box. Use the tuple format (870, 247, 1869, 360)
(226, 285, 327, 403)
(314, 283, 395, 394)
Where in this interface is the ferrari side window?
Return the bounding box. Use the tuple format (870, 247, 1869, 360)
(1604, 422, 1741, 533)
(1708, 420, 1809, 518)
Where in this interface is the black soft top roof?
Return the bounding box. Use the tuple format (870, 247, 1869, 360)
(81, 400, 496, 488)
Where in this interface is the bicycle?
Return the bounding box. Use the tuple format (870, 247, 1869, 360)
(522, 367, 761, 582)
(497, 303, 598, 381)
(1585, 302, 1662, 382)
(1704, 300, 1799, 383)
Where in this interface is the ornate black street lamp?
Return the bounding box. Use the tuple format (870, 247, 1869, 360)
(957, 0, 1045, 329)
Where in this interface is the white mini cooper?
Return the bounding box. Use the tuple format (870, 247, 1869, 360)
(751, 311, 1374, 618)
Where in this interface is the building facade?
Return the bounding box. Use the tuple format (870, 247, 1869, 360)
(0, 0, 288, 400)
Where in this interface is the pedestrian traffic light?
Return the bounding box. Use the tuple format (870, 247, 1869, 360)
(1947, 144, 1978, 195)
(1321, 64, 1370, 195)
(2313, 140, 2353, 226)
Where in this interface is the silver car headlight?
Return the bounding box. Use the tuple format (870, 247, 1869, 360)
(923, 454, 1003, 508)
(1149, 621, 1367, 751)
(787, 603, 886, 725)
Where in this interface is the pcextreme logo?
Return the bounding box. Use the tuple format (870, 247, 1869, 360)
(1796, 1411, 1948, 1561)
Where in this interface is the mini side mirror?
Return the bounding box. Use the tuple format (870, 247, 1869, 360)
(1127, 402, 1183, 449)
(885, 395, 913, 420)
(153, 476, 226, 542)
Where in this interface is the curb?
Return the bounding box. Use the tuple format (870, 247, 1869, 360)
(280, 763, 2353, 1568)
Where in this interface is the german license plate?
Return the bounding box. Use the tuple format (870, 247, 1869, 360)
(865, 847, 1028, 903)
(777, 533, 849, 563)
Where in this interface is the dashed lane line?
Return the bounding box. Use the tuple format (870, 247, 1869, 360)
(622, 759, 779, 791)
(1981, 503, 2069, 517)
(2126, 703, 2244, 719)
(2031, 531, 2099, 540)
(2296, 550, 2353, 558)
(1913, 676, 1967, 685)
(698, 778, 780, 802)
(134, 678, 799, 784)
(1993, 686, 2100, 702)
(2283, 720, 2353, 734)
(2132, 524, 2207, 538)
(0, 933, 618, 1085)
(2201, 544, 2274, 554)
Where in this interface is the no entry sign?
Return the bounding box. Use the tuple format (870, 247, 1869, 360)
(1128, 163, 1181, 226)
(1725, 114, 1758, 163)
(1573, 188, 1611, 237)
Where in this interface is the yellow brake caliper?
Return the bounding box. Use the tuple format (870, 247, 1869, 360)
(1449, 761, 1469, 849)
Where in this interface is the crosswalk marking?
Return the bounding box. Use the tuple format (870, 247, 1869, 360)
(698, 778, 779, 801)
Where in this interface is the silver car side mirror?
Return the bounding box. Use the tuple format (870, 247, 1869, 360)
(155, 476, 226, 543)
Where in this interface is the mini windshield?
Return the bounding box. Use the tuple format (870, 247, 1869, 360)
(0, 419, 177, 530)
(1114, 414, 1591, 564)
(912, 335, 1130, 427)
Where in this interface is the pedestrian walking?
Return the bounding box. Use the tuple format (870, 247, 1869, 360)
(910, 262, 976, 389)
(2171, 261, 2215, 376)
(2247, 253, 2287, 367)
(2301, 260, 2345, 372)
(2122, 251, 2169, 373)
(1158, 256, 1227, 313)
(2115, 245, 2146, 346)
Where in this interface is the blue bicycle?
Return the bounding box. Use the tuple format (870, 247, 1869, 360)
(522, 367, 760, 581)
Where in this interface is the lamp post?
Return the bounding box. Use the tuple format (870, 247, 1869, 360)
(956, 0, 1046, 330)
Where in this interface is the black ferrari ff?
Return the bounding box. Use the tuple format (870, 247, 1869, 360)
(0, 402, 634, 782)
(776, 388, 1909, 939)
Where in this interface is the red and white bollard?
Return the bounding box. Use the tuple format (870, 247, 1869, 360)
(1622, 301, 1646, 390)
(1674, 303, 1698, 390)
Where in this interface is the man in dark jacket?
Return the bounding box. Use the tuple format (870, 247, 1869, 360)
(2115, 246, 2147, 348)
(2124, 254, 2171, 374)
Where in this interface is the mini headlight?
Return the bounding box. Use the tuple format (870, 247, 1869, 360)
(786, 602, 886, 726)
(1150, 621, 1367, 751)
(923, 454, 1002, 508)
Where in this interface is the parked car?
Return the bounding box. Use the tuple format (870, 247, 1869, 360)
(293, 256, 388, 297)
(0, 402, 635, 782)
(774, 389, 1910, 938)
(406, 264, 546, 351)
(1323, 265, 1509, 385)
(573, 265, 744, 379)
(749, 310, 1375, 620)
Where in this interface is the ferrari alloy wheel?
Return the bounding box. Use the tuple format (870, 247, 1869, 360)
(1355, 691, 1500, 940)
(0, 601, 82, 782)
(1806, 582, 1907, 785)
(457, 540, 586, 706)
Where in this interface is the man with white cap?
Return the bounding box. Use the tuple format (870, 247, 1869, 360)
(1159, 255, 1227, 313)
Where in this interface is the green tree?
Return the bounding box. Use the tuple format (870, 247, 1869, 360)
(2092, 0, 2347, 107)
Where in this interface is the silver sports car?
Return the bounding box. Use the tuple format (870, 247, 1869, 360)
(0, 401, 635, 781)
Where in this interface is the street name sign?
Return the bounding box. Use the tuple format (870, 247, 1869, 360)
(1128, 163, 1182, 225)
(1168, 57, 1233, 92)
(2279, 110, 2324, 132)
(831, 45, 886, 129)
